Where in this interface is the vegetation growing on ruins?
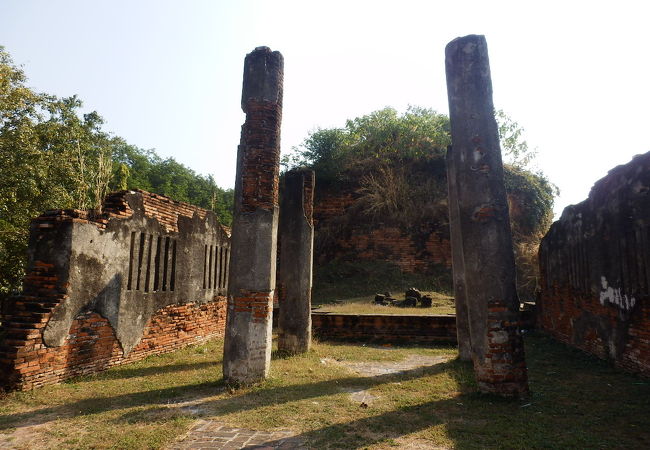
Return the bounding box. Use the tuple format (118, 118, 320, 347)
(0, 47, 234, 299)
(285, 106, 557, 300)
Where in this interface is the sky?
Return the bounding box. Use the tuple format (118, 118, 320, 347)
(1, 0, 648, 217)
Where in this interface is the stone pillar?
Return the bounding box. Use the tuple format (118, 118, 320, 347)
(446, 146, 472, 362)
(278, 168, 315, 354)
(223, 46, 283, 384)
(444, 35, 528, 396)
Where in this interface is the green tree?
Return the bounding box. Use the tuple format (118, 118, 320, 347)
(496, 109, 537, 170)
(287, 106, 450, 185)
(0, 47, 106, 297)
(110, 143, 234, 226)
(0, 46, 235, 300)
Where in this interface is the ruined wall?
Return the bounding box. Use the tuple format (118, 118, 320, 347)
(313, 188, 529, 275)
(0, 190, 230, 390)
(312, 313, 457, 343)
(314, 191, 452, 274)
(539, 153, 650, 376)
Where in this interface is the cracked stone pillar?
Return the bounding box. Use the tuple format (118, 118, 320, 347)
(446, 146, 472, 362)
(445, 35, 529, 397)
(223, 46, 283, 384)
(278, 168, 315, 354)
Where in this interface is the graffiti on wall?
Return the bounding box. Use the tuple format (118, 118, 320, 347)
(599, 276, 636, 312)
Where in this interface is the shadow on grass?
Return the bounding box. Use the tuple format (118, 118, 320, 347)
(0, 359, 458, 431)
(79, 361, 218, 382)
(2, 334, 649, 449)
(254, 399, 451, 449)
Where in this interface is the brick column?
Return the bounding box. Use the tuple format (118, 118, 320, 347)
(278, 168, 315, 354)
(223, 47, 283, 384)
(445, 35, 528, 396)
(446, 146, 472, 362)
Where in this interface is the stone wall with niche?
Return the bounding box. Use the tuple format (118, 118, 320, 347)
(0, 189, 230, 390)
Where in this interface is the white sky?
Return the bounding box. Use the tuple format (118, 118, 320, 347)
(1, 0, 648, 217)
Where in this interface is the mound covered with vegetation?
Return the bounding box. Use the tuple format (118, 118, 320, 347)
(284, 107, 557, 301)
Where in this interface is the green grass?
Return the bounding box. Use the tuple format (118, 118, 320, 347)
(313, 291, 456, 315)
(311, 259, 455, 315)
(0, 334, 649, 449)
(312, 259, 451, 304)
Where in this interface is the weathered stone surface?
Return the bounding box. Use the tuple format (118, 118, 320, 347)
(420, 295, 433, 308)
(446, 144, 472, 362)
(402, 297, 418, 308)
(0, 190, 229, 390)
(223, 47, 283, 384)
(445, 34, 528, 396)
(278, 168, 315, 354)
(539, 152, 650, 376)
(405, 287, 422, 300)
(35, 193, 228, 354)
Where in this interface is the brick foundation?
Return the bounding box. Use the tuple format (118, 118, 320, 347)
(538, 286, 650, 375)
(312, 313, 457, 343)
(3, 300, 225, 391)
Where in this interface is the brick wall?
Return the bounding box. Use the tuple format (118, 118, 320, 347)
(0, 190, 230, 390)
(313, 191, 452, 274)
(4, 301, 225, 390)
(539, 152, 650, 376)
(335, 226, 451, 273)
(312, 313, 457, 343)
(311, 310, 535, 344)
(313, 186, 538, 279)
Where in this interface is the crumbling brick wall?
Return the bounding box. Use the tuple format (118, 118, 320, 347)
(314, 185, 541, 280)
(0, 190, 230, 390)
(539, 153, 650, 376)
(313, 191, 452, 274)
(312, 313, 457, 343)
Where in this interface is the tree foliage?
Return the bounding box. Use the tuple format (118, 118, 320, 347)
(110, 142, 234, 225)
(288, 106, 555, 233)
(0, 46, 233, 299)
(496, 109, 537, 170)
(284, 106, 450, 185)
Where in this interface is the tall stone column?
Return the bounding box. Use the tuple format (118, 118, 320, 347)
(278, 168, 315, 354)
(445, 35, 528, 396)
(446, 146, 472, 362)
(223, 47, 283, 384)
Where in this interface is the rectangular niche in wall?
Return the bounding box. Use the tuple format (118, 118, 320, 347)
(127, 232, 176, 292)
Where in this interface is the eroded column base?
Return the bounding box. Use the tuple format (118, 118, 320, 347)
(278, 332, 311, 355)
(474, 317, 528, 398)
(223, 290, 274, 385)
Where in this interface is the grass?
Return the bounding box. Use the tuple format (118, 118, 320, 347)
(312, 291, 456, 315)
(311, 259, 455, 315)
(312, 259, 452, 304)
(0, 333, 648, 449)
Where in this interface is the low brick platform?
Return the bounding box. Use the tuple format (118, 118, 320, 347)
(310, 309, 536, 344)
(312, 312, 457, 343)
(169, 420, 305, 449)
